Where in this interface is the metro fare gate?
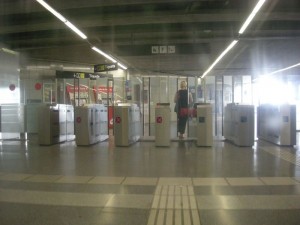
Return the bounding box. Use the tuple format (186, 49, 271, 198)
(114, 104, 140, 146)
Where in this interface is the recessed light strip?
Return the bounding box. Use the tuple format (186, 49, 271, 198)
(253, 62, 300, 82)
(253, 63, 300, 81)
(35, 0, 66, 22)
(35, 0, 87, 39)
(201, 0, 266, 78)
(118, 63, 128, 70)
(202, 40, 238, 78)
(65, 21, 87, 39)
(268, 62, 300, 75)
(239, 0, 266, 34)
(91, 47, 117, 63)
(1, 48, 19, 55)
(92, 47, 128, 70)
(36, 0, 127, 70)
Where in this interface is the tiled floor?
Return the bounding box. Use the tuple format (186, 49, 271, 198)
(1, 136, 300, 224)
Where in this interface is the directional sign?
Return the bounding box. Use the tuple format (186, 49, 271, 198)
(56, 71, 109, 79)
(94, 63, 118, 72)
(56, 71, 87, 79)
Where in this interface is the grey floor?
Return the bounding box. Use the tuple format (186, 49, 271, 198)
(1, 134, 300, 225)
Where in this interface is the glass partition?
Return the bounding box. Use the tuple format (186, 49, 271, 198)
(43, 83, 56, 104)
(233, 76, 242, 103)
(0, 103, 25, 140)
(223, 76, 233, 105)
(141, 76, 178, 138)
(215, 76, 223, 137)
(0, 79, 22, 140)
(142, 77, 150, 136)
(149, 77, 161, 136)
(223, 76, 233, 136)
(187, 77, 197, 138)
(242, 76, 252, 104)
(170, 77, 177, 138)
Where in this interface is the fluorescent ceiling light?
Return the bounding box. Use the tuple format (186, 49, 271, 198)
(92, 47, 117, 63)
(35, 0, 87, 39)
(65, 21, 87, 39)
(1, 48, 19, 55)
(35, 0, 66, 22)
(268, 62, 300, 75)
(253, 62, 300, 82)
(239, 0, 266, 34)
(92, 47, 128, 70)
(202, 40, 238, 78)
(118, 63, 128, 70)
(201, 0, 265, 78)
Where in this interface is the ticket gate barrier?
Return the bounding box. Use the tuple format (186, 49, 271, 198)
(114, 104, 140, 146)
(257, 104, 296, 146)
(224, 103, 254, 147)
(75, 104, 108, 146)
(155, 103, 171, 147)
(38, 104, 74, 145)
(233, 105, 254, 147)
(196, 104, 213, 147)
(64, 105, 75, 141)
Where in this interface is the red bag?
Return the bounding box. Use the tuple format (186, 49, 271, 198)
(179, 108, 189, 117)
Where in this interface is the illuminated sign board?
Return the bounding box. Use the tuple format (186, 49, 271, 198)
(56, 71, 111, 79)
(94, 63, 118, 72)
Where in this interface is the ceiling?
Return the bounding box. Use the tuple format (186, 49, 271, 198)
(1, 0, 300, 77)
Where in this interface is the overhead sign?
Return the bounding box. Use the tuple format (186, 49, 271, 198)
(94, 63, 118, 72)
(56, 71, 88, 79)
(56, 71, 111, 79)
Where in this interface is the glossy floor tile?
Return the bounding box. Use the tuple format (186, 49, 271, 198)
(260, 177, 299, 185)
(226, 177, 265, 186)
(88, 176, 125, 184)
(1, 137, 300, 224)
(193, 177, 228, 186)
(199, 209, 300, 225)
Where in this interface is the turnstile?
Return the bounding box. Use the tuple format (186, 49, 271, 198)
(233, 104, 254, 146)
(75, 104, 108, 146)
(196, 104, 213, 147)
(155, 103, 171, 146)
(224, 103, 254, 147)
(38, 104, 74, 145)
(114, 104, 140, 146)
(65, 105, 75, 141)
(257, 104, 296, 146)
